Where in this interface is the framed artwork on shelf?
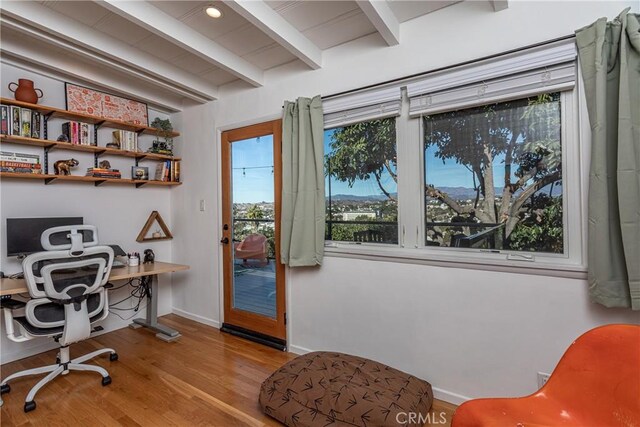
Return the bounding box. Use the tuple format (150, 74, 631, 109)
(65, 83, 149, 126)
(132, 166, 149, 180)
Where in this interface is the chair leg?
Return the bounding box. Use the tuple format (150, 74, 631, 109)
(24, 365, 64, 404)
(71, 348, 116, 364)
(68, 363, 109, 378)
(1, 364, 59, 387)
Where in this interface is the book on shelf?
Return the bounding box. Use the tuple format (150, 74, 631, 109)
(9, 106, 20, 136)
(20, 108, 31, 138)
(1, 106, 43, 139)
(112, 130, 138, 152)
(1, 151, 42, 174)
(31, 111, 41, 139)
(0, 105, 8, 135)
(1, 151, 41, 163)
(62, 121, 92, 145)
(153, 160, 181, 182)
(86, 167, 121, 179)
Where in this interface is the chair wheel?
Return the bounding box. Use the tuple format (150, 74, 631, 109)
(24, 400, 36, 412)
(102, 376, 112, 386)
(109, 353, 118, 362)
(1, 384, 10, 394)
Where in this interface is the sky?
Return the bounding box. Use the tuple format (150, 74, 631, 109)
(231, 135, 275, 203)
(230, 129, 561, 205)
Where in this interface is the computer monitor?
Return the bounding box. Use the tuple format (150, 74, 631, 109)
(6, 217, 84, 257)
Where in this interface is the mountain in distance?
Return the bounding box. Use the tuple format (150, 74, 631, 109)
(328, 187, 501, 202)
(329, 193, 397, 202)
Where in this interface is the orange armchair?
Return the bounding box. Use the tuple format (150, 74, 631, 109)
(452, 324, 640, 426)
(234, 233, 268, 265)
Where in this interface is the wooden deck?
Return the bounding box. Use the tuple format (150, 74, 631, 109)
(233, 260, 276, 318)
(0, 315, 457, 426)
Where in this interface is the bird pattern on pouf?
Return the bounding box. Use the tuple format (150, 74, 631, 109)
(259, 352, 433, 427)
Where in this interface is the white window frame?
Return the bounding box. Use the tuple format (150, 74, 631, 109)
(323, 42, 589, 279)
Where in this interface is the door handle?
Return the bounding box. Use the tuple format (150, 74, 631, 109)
(220, 237, 229, 245)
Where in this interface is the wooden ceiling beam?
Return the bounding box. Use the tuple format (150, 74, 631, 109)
(223, 0, 322, 69)
(98, 0, 264, 87)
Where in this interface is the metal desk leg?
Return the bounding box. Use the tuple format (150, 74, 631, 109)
(129, 274, 181, 342)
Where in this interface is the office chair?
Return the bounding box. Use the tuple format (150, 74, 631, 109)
(0, 225, 118, 413)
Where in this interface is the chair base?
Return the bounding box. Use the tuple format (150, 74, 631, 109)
(0, 345, 117, 412)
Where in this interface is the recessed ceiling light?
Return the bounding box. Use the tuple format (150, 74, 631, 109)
(205, 6, 222, 18)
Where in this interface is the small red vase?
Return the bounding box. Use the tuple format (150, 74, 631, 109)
(8, 79, 44, 104)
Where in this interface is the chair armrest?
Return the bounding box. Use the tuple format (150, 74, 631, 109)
(0, 298, 27, 310)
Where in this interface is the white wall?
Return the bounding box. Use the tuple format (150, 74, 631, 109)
(0, 62, 176, 362)
(174, 0, 640, 404)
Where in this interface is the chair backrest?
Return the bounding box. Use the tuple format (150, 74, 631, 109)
(21, 225, 114, 344)
(240, 233, 267, 250)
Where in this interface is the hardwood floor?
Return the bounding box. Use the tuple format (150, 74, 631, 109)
(1, 314, 456, 426)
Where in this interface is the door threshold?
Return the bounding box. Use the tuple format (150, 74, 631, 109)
(221, 323, 286, 351)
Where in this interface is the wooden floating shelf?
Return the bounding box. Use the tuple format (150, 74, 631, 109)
(0, 172, 182, 187)
(1, 135, 181, 161)
(0, 98, 180, 138)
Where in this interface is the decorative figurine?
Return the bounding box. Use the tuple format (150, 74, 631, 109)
(99, 160, 111, 169)
(57, 134, 70, 142)
(53, 158, 79, 175)
(143, 249, 155, 264)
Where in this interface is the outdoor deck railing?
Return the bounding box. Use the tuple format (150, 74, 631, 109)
(234, 217, 505, 248)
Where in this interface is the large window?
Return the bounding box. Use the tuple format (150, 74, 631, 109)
(324, 118, 398, 244)
(321, 39, 584, 271)
(423, 93, 563, 253)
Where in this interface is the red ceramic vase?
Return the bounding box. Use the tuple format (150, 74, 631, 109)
(8, 79, 44, 104)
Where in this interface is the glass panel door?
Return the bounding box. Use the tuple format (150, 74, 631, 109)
(221, 120, 285, 341)
(231, 135, 276, 318)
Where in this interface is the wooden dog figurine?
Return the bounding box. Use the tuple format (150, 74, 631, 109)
(53, 159, 79, 175)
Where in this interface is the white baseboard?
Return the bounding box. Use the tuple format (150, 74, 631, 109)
(432, 387, 470, 405)
(171, 307, 220, 329)
(287, 343, 469, 405)
(288, 344, 313, 355)
(1, 340, 59, 364)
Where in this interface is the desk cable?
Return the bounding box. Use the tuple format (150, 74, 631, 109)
(107, 277, 150, 320)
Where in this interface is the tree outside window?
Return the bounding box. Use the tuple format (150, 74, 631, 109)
(423, 92, 563, 253)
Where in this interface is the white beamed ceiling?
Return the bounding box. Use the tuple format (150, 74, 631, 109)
(1, 0, 472, 108)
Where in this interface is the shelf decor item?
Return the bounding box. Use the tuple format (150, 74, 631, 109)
(65, 83, 148, 126)
(136, 211, 173, 242)
(149, 118, 174, 155)
(132, 166, 149, 180)
(53, 158, 79, 176)
(8, 79, 43, 104)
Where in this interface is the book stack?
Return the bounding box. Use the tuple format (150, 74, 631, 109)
(112, 130, 138, 152)
(154, 160, 181, 182)
(62, 121, 91, 145)
(1, 151, 42, 174)
(86, 167, 121, 179)
(0, 105, 42, 139)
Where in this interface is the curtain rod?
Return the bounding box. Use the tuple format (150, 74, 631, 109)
(321, 34, 576, 101)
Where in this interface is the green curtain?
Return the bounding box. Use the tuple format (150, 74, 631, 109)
(281, 96, 325, 267)
(576, 8, 640, 310)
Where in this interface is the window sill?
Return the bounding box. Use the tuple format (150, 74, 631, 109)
(323, 243, 587, 279)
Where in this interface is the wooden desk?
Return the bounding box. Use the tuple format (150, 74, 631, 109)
(0, 261, 189, 342)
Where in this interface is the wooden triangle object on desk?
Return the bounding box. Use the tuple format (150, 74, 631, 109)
(136, 211, 173, 242)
